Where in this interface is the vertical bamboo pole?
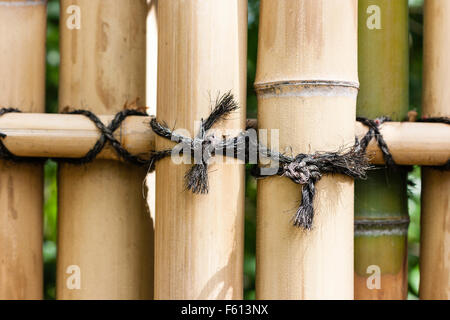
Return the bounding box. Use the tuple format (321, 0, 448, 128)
(355, 0, 409, 300)
(57, 0, 153, 299)
(420, 0, 450, 300)
(155, 0, 247, 299)
(255, 0, 358, 300)
(0, 0, 46, 300)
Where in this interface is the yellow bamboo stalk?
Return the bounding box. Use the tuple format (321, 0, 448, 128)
(0, 0, 46, 300)
(56, 0, 153, 299)
(155, 0, 247, 299)
(420, 0, 450, 300)
(255, 0, 358, 299)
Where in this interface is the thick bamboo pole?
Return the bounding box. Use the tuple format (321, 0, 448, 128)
(0, 0, 46, 300)
(255, 0, 358, 300)
(0, 114, 449, 166)
(355, 0, 409, 300)
(56, 0, 153, 299)
(420, 0, 450, 300)
(155, 0, 247, 299)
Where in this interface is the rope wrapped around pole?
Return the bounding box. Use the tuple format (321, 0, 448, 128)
(1, 94, 450, 229)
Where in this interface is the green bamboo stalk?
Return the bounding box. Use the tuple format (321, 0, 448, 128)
(355, 0, 409, 300)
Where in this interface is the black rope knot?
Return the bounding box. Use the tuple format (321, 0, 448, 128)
(61, 109, 150, 166)
(183, 122, 222, 194)
(253, 145, 371, 230)
(0, 106, 150, 165)
(3, 97, 448, 231)
(282, 155, 321, 185)
(149, 92, 242, 194)
(356, 116, 397, 168)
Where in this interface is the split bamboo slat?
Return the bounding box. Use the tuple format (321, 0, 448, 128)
(0, 0, 46, 300)
(154, 0, 247, 299)
(355, 0, 409, 300)
(255, 0, 358, 299)
(420, 0, 450, 300)
(0, 114, 448, 166)
(56, 0, 153, 299)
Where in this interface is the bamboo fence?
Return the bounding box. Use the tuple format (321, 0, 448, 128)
(0, 0, 448, 301)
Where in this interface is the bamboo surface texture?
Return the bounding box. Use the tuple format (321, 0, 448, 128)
(0, 0, 46, 300)
(255, 0, 358, 300)
(145, 0, 158, 225)
(0, 114, 448, 166)
(355, 0, 409, 300)
(154, 0, 247, 299)
(420, 0, 450, 300)
(56, 0, 153, 299)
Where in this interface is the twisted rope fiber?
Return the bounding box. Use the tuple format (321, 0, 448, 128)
(149, 92, 253, 194)
(0, 107, 150, 166)
(1, 101, 447, 229)
(356, 116, 397, 169)
(61, 109, 150, 165)
(251, 144, 370, 230)
(149, 93, 371, 229)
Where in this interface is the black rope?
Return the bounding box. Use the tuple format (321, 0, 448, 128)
(0, 107, 150, 166)
(149, 92, 251, 194)
(251, 144, 370, 230)
(1, 100, 449, 230)
(59, 109, 150, 166)
(356, 116, 397, 169)
(149, 93, 372, 229)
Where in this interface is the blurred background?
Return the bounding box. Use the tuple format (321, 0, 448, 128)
(43, 0, 424, 299)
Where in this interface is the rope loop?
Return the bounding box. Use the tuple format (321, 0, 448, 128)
(1, 101, 449, 229)
(0, 107, 150, 166)
(356, 116, 397, 169)
(61, 109, 150, 166)
(149, 92, 242, 194)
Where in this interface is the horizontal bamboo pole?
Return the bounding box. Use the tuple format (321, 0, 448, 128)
(0, 113, 448, 166)
(0, 113, 153, 160)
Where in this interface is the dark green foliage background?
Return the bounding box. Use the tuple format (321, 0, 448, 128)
(43, 0, 423, 299)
